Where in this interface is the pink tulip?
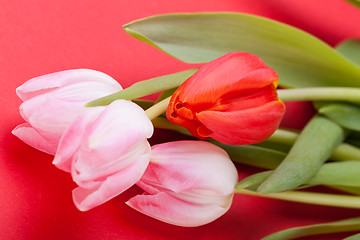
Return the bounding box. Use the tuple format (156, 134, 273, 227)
(12, 69, 122, 154)
(126, 141, 238, 227)
(53, 99, 154, 211)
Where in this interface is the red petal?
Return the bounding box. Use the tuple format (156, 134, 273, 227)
(209, 84, 280, 112)
(196, 101, 285, 145)
(177, 52, 277, 107)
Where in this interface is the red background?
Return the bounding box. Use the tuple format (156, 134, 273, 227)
(1, 0, 360, 239)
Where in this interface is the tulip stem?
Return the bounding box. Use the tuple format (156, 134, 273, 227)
(277, 87, 360, 103)
(235, 188, 360, 209)
(145, 97, 171, 120)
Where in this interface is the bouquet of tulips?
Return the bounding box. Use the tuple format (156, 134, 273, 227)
(12, 6, 360, 240)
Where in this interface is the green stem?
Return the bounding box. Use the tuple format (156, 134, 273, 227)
(145, 97, 171, 120)
(235, 188, 360, 209)
(278, 87, 360, 103)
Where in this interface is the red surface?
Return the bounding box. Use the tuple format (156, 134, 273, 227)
(1, 1, 360, 239)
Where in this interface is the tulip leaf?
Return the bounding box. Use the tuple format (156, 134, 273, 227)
(86, 68, 197, 106)
(132, 99, 155, 110)
(263, 128, 360, 162)
(237, 188, 360, 209)
(123, 13, 360, 88)
(308, 161, 360, 187)
(258, 116, 346, 193)
(336, 39, 360, 65)
(262, 217, 360, 240)
(215, 144, 285, 169)
(346, 0, 360, 9)
(331, 185, 360, 195)
(156, 88, 177, 103)
(314, 102, 360, 131)
(236, 171, 273, 190)
(237, 161, 360, 192)
(347, 132, 360, 148)
(344, 232, 360, 240)
(151, 117, 191, 136)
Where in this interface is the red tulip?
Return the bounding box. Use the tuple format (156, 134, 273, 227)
(166, 52, 285, 145)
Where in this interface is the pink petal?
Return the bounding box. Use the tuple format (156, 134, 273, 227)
(146, 141, 238, 196)
(19, 81, 122, 148)
(71, 100, 153, 182)
(16, 69, 122, 101)
(126, 191, 233, 227)
(12, 123, 57, 155)
(73, 151, 151, 211)
(73, 139, 151, 188)
(52, 107, 104, 172)
(19, 98, 84, 147)
(197, 101, 285, 145)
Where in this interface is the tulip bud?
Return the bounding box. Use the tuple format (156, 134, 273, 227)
(166, 52, 285, 145)
(126, 141, 238, 227)
(12, 69, 122, 154)
(53, 99, 154, 211)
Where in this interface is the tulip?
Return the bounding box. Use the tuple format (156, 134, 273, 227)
(53, 99, 154, 211)
(12, 69, 122, 154)
(166, 52, 285, 145)
(126, 141, 238, 227)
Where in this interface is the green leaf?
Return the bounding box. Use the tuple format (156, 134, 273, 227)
(330, 185, 360, 195)
(86, 68, 197, 106)
(132, 99, 154, 110)
(214, 143, 285, 169)
(236, 171, 273, 190)
(262, 217, 360, 240)
(124, 13, 360, 88)
(346, 0, 360, 9)
(344, 232, 360, 240)
(314, 102, 360, 131)
(263, 128, 360, 162)
(155, 87, 177, 103)
(347, 132, 360, 148)
(258, 116, 346, 193)
(309, 161, 360, 187)
(151, 117, 191, 135)
(236, 188, 360, 209)
(336, 39, 360, 65)
(236, 161, 360, 192)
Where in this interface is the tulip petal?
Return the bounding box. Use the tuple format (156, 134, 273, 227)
(12, 123, 56, 154)
(53, 107, 104, 172)
(73, 152, 151, 211)
(19, 81, 122, 149)
(177, 52, 277, 105)
(208, 84, 280, 112)
(71, 100, 153, 184)
(126, 191, 232, 227)
(197, 101, 285, 145)
(145, 141, 238, 196)
(73, 139, 151, 189)
(16, 69, 122, 101)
